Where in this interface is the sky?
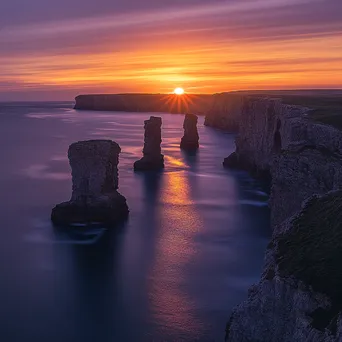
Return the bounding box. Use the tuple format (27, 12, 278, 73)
(1, 0, 342, 100)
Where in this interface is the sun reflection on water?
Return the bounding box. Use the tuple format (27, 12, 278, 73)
(148, 171, 205, 338)
(163, 155, 187, 169)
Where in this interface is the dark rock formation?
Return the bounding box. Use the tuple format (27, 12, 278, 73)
(270, 144, 342, 230)
(222, 95, 342, 341)
(134, 116, 164, 171)
(226, 190, 342, 342)
(223, 152, 239, 168)
(223, 151, 272, 181)
(180, 113, 199, 151)
(221, 96, 342, 228)
(51, 140, 129, 227)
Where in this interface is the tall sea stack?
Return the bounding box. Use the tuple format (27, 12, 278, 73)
(134, 116, 164, 171)
(51, 140, 129, 226)
(180, 113, 199, 151)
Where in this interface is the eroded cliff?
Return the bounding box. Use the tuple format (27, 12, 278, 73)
(223, 95, 342, 341)
(223, 96, 342, 228)
(227, 191, 342, 342)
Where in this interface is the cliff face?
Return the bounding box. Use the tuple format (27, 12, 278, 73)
(225, 97, 342, 228)
(271, 138, 342, 229)
(227, 191, 342, 342)
(229, 98, 305, 173)
(204, 93, 243, 132)
(223, 96, 342, 341)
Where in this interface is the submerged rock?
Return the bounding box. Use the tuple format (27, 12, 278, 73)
(180, 113, 199, 151)
(223, 152, 239, 168)
(51, 140, 129, 227)
(134, 116, 164, 171)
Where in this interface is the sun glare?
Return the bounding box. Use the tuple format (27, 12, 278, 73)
(174, 87, 185, 95)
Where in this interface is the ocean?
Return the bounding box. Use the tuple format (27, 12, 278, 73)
(0, 102, 270, 341)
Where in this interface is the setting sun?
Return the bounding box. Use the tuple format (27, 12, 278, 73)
(174, 87, 185, 95)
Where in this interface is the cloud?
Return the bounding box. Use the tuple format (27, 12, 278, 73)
(0, 0, 341, 100)
(0, 0, 324, 39)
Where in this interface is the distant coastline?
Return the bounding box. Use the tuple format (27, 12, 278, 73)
(74, 93, 213, 114)
(74, 90, 342, 118)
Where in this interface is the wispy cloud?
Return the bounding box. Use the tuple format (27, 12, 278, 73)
(0, 0, 341, 100)
(0, 0, 323, 39)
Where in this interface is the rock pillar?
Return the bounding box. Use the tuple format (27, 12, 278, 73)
(51, 140, 129, 226)
(180, 113, 199, 151)
(134, 116, 164, 171)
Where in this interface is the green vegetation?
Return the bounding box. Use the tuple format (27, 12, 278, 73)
(279, 94, 342, 129)
(239, 90, 342, 129)
(276, 191, 342, 331)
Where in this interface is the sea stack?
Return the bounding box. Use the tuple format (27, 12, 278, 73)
(180, 113, 199, 151)
(51, 140, 129, 227)
(134, 116, 164, 171)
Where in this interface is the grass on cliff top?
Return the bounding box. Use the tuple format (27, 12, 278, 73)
(241, 91, 342, 130)
(276, 191, 342, 330)
(279, 94, 342, 129)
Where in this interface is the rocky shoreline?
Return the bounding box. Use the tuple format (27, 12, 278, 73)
(226, 190, 342, 342)
(205, 95, 342, 341)
(72, 90, 342, 340)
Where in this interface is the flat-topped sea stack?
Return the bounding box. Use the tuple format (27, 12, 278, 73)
(51, 140, 129, 227)
(134, 116, 164, 171)
(180, 113, 199, 151)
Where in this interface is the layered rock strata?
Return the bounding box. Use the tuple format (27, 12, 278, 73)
(134, 116, 164, 171)
(180, 113, 199, 151)
(51, 140, 129, 226)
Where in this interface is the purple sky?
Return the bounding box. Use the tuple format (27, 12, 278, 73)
(1, 0, 341, 100)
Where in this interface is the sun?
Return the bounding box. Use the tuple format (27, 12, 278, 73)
(174, 87, 185, 95)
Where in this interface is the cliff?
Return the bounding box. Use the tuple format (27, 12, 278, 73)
(204, 93, 243, 131)
(223, 96, 342, 228)
(222, 93, 342, 341)
(227, 191, 342, 342)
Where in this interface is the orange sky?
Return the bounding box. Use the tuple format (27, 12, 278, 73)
(1, 0, 342, 100)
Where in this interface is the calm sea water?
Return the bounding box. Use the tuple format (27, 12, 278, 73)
(0, 102, 270, 342)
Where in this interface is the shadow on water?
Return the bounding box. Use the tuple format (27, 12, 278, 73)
(139, 170, 164, 205)
(181, 149, 199, 173)
(67, 223, 127, 342)
(136, 170, 164, 259)
(224, 167, 271, 238)
(181, 149, 199, 200)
